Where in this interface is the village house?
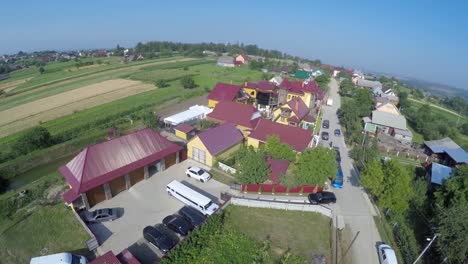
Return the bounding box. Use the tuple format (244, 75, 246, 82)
(207, 82, 242, 108)
(234, 54, 249, 65)
(187, 123, 244, 166)
(363, 110, 413, 143)
(355, 79, 382, 89)
(207, 101, 261, 135)
(272, 97, 314, 128)
(217, 56, 235, 67)
(60, 129, 183, 209)
(247, 119, 313, 152)
(424, 137, 468, 166)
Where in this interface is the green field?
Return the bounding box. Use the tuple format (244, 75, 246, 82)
(0, 204, 90, 264)
(224, 206, 331, 261)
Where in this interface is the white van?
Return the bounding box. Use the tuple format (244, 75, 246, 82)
(377, 244, 398, 264)
(327, 98, 334, 106)
(166, 180, 219, 215)
(30, 252, 87, 264)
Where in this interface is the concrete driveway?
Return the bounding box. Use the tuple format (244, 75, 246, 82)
(87, 159, 229, 262)
(319, 78, 381, 264)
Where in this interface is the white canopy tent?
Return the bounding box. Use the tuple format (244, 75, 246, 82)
(163, 105, 212, 126)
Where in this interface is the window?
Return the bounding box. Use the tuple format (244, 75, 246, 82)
(250, 91, 255, 96)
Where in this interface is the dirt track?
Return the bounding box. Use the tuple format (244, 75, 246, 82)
(0, 79, 154, 137)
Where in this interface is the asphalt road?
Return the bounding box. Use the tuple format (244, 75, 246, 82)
(319, 78, 382, 264)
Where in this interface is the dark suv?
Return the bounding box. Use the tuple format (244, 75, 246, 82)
(163, 215, 194, 236)
(322, 120, 330, 129)
(178, 206, 206, 227)
(308, 191, 337, 205)
(143, 225, 179, 253)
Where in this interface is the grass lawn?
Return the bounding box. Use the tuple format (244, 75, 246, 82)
(0, 204, 90, 264)
(224, 205, 331, 261)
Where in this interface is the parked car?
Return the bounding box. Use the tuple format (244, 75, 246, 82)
(322, 120, 330, 129)
(334, 129, 341, 136)
(163, 214, 194, 236)
(321, 131, 329, 140)
(377, 243, 398, 264)
(308, 191, 337, 205)
(333, 164, 344, 189)
(143, 225, 179, 253)
(81, 208, 118, 223)
(178, 206, 206, 227)
(30, 253, 87, 264)
(333, 146, 341, 162)
(185, 166, 211, 183)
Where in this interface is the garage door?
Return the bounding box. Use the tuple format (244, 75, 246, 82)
(129, 167, 145, 186)
(109, 176, 126, 196)
(86, 186, 106, 207)
(148, 161, 161, 177)
(165, 153, 177, 169)
(192, 147, 206, 164)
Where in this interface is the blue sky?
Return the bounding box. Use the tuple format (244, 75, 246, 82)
(2, 0, 468, 89)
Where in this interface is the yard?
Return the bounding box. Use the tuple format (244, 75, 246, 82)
(224, 206, 332, 262)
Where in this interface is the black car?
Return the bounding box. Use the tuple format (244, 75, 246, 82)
(163, 214, 194, 236)
(334, 129, 341, 136)
(333, 146, 341, 162)
(143, 225, 179, 253)
(178, 206, 206, 227)
(308, 191, 337, 205)
(81, 208, 119, 223)
(322, 120, 330, 129)
(321, 131, 329, 140)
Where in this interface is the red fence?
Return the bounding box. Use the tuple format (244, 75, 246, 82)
(241, 184, 323, 195)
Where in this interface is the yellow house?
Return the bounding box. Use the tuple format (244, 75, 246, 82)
(273, 97, 309, 127)
(187, 123, 244, 166)
(207, 82, 241, 108)
(174, 124, 196, 140)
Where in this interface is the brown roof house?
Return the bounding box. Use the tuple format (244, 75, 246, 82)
(60, 129, 183, 209)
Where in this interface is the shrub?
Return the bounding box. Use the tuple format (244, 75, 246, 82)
(155, 79, 169, 88)
(12, 126, 54, 156)
(180, 75, 197, 89)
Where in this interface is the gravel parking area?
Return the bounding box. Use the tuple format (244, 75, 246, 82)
(87, 159, 229, 262)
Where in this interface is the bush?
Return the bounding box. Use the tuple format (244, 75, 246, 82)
(180, 75, 197, 89)
(155, 79, 169, 88)
(12, 126, 54, 156)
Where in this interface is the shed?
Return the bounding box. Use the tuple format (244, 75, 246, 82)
(424, 137, 468, 165)
(429, 163, 453, 185)
(174, 124, 196, 140)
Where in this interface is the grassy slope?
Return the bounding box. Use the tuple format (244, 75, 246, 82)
(0, 203, 90, 264)
(224, 206, 331, 261)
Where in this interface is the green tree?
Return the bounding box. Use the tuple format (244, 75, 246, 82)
(264, 135, 296, 162)
(141, 111, 159, 129)
(360, 160, 385, 197)
(197, 119, 217, 130)
(435, 165, 468, 208)
(379, 160, 414, 214)
(13, 126, 53, 155)
(261, 72, 273, 80)
(436, 203, 468, 264)
(398, 91, 409, 110)
(39, 66, 45, 74)
(287, 147, 337, 187)
(180, 75, 196, 89)
(155, 79, 169, 88)
(235, 146, 269, 184)
(315, 74, 330, 92)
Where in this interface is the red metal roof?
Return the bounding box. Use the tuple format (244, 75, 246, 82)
(174, 124, 195, 134)
(244, 81, 277, 91)
(197, 123, 244, 155)
(59, 129, 182, 196)
(207, 101, 260, 129)
(249, 119, 312, 152)
(279, 78, 321, 96)
(267, 158, 289, 184)
(90, 251, 121, 264)
(287, 97, 309, 120)
(63, 188, 80, 204)
(207, 82, 241, 102)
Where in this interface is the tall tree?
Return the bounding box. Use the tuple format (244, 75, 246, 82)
(360, 160, 385, 197)
(287, 147, 337, 187)
(379, 160, 414, 214)
(436, 203, 468, 264)
(264, 135, 296, 162)
(39, 66, 45, 74)
(235, 146, 269, 184)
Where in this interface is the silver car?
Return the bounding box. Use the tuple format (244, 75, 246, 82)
(82, 208, 118, 223)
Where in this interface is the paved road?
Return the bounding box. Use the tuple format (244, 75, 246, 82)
(319, 78, 381, 264)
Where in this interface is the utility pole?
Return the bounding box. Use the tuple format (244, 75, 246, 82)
(338, 231, 360, 264)
(412, 234, 438, 264)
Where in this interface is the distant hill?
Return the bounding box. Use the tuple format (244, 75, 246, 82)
(396, 77, 468, 99)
